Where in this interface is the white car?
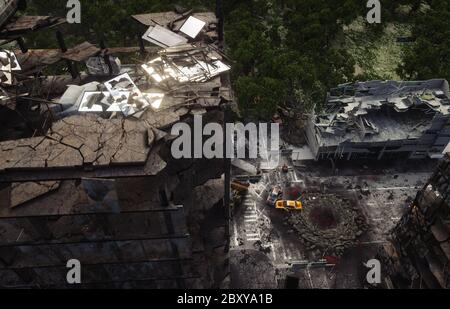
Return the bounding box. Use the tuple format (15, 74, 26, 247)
(267, 186, 283, 206)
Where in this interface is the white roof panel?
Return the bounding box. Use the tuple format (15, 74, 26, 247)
(142, 25, 188, 47)
(180, 16, 206, 38)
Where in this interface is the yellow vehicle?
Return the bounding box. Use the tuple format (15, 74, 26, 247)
(275, 200, 303, 210)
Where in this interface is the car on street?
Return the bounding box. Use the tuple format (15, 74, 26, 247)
(275, 200, 303, 210)
(267, 185, 283, 205)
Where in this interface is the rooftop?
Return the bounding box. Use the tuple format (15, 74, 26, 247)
(313, 79, 450, 146)
(0, 8, 232, 182)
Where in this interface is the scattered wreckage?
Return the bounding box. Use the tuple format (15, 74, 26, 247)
(0, 6, 231, 120)
(0, 6, 233, 289)
(0, 8, 233, 182)
(306, 79, 450, 161)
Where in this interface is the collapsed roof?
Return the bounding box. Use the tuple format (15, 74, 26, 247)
(0, 5, 231, 117)
(0, 8, 232, 183)
(43, 10, 230, 119)
(141, 44, 230, 84)
(0, 0, 66, 39)
(0, 5, 231, 289)
(313, 79, 450, 145)
(54, 44, 231, 118)
(0, 15, 65, 37)
(132, 11, 218, 43)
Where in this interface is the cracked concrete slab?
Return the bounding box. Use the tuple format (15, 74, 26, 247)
(194, 178, 225, 212)
(6, 181, 61, 208)
(141, 109, 181, 129)
(0, 173, 181, 218)
(0, 114, 168, 182)
(0, 114, 153, 171)
(0, 6, 232, 289)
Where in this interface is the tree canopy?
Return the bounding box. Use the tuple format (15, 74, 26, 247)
(397, 0, 450, 82)
(223, 0, 366, 119)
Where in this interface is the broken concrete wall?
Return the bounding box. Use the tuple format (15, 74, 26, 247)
(380, 154, 450, 289)
(0, 113, 229, 288)
(0, 96, 230, 289)
(0, 7, 232, 289)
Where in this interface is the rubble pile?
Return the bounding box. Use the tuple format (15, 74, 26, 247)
(230, 250, 277, 289)
(0, 5, 232, 289)
(306, 80, 450, 161)
(287, 193, 368, 256)
(380, 153, 450, 289)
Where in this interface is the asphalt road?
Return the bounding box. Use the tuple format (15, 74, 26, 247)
(230, 153, 434, 288)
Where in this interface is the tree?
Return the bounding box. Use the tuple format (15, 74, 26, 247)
(24, 0, 213, 47)
(397, 0, 450, 81)
(224, 0, 362, 119)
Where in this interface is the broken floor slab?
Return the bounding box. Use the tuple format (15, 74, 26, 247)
(0, 173, 182, 218)
(0, 114, 151, 169)
(4, 181, 60, 208)
(132, 12, 217, 32)
(0, 15, 66, 37)
(0, 114, 169, 182)
(193, 178, 225, 212)
(61, 42, 101, 63)
(232, 159, 258, 176)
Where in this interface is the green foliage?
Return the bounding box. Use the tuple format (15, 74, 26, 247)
(24, 0, 214, 47)
(397, 0, 450, 81)
(22, 0, 450, 121)
(235, 76, 286, 119)
(224, 0, 361, 119)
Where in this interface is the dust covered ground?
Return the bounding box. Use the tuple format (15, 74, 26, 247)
(230, 153, 435, 288)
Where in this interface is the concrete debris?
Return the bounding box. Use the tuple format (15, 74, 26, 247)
(179, 16, 206, 39)
(142, 44, 230, 84)
(232, 159, 258, 176)
(0, 6, 231, 289)
(307, 79, 450, 161)
(86, 56, 121, 76)
(142, 24, 188, 48)
(193, 178, 225, 212)
(379, 153, 450, 289)
(0, 114, 155, 170)
(14, 48, 60, 74)
(53, 45, 230, 119)
(0, 15, 66, 36)
(287, 193, 368, 256)
(61, 41, 101, 62)
(8, 181, 60, 208)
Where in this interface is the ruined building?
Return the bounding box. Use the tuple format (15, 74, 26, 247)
(380, 146, 450, 289)
(0, 6, 232, 288)
(306, 80, 450, 161)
